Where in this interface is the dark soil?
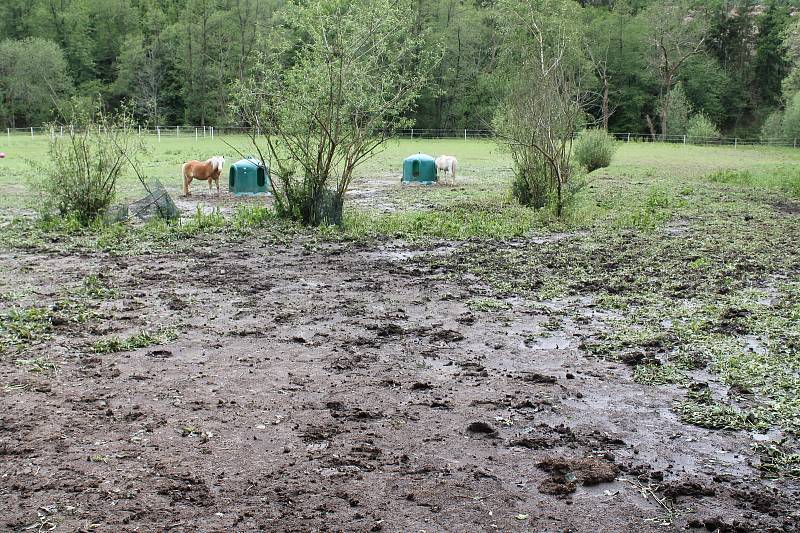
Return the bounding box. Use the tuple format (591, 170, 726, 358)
(1, 235, 799, 532)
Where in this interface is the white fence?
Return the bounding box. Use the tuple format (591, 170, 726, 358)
(5, 125, 800, 147)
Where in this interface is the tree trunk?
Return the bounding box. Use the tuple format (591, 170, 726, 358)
(645, 114, 657, 139)
(601, 79, 609, 130)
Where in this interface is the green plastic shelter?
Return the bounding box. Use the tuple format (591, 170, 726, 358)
(229, 157, 270, 195)
(402, 153, 437, 184)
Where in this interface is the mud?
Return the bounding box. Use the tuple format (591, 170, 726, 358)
(1, 235, 799, 532)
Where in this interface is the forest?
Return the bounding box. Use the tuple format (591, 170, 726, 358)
(3, 0, 800, 138)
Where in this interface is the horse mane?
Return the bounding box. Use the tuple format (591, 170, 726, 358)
(208, 156, 224, 172)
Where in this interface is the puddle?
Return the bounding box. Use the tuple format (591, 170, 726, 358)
(358, 241, 464, 262)
(743, 335, 767, 355)
(524, 335, 572, 350)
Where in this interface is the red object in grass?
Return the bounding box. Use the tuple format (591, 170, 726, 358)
(0, 153, 5, 158)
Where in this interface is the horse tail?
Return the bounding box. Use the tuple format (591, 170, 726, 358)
(450, 158, 457, 180)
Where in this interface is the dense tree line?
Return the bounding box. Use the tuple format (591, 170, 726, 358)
(1, 0, 800, 136)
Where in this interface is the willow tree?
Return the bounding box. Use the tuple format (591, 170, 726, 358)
(230, 0, 439, 226)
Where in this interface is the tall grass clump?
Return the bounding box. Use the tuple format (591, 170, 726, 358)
(34, 99, 142, 225)
(574, 129, 618, 172)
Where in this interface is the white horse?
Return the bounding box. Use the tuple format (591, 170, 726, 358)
(435, 155, 457, 184)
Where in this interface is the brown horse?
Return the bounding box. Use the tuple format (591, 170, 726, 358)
(182, 156, 225, 196)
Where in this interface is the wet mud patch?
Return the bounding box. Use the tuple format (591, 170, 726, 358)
(1, 232, 800, 532)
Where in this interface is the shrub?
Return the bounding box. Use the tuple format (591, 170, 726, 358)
(660, 82, 691, 136)
(784, 93, 800, 141)
(511, 158, 551, 209)
(760, 111, 785, 142)
(686, 113, 721, 144)
(574, 129, 618, 172)
(35, 100, 142, 224)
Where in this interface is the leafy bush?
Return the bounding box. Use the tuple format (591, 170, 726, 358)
(660, 82, 691, 135)
(574, 129, 618, 172)
(783, 92, 800, 140)
(686, 113, 721, 144)
(760, 111, 785, 142)
(511, 158, 551, 209)
(35, 100, 142, 224)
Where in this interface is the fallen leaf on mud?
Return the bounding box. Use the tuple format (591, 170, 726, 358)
(515, 514, 528, 520)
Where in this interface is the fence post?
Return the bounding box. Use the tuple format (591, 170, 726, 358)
(464, 129, 467, 141)
(177, 126, 180, 138)
(31, 127, 34, 138)
(157, 127, 161, 142)
(60, 126, 63, 137)
(734, 138, 738, 149)
(627, 133, 630, 142)
(6, 128, 9, 138)
(203, 126, 206, 138)
(683, 135, 686, 145)
(211, 127, 214, 139)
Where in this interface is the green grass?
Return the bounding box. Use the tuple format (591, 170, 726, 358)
(467, 297, 512, 312)
(754, 440, 800, 478)
(14, 356, 59, 374)
(3, 134, 799, 230)
(633, 364, 686, 385)
(91, 327, 177, 354)
(706, 166, 800, 198)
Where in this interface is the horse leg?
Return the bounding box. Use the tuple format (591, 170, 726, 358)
(184, 173, 192, 197)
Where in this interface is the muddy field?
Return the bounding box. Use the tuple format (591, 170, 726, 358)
(1, 184, 799, 533)
(3, 138, 800, 533)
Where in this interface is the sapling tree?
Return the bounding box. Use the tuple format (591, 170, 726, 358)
(230, 0, 439, 226)
(494, 0, 589, 217)
(641, 1, 707, 139)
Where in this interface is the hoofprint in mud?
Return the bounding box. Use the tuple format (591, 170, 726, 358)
(1, 231, 798, 532)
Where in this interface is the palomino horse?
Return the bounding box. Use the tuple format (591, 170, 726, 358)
(182, 156, 225, 196)
(435, 155, 457, 184)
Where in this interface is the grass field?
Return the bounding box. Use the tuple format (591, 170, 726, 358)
(2, 133, 800, 530)
(2, 133, 799, 213)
